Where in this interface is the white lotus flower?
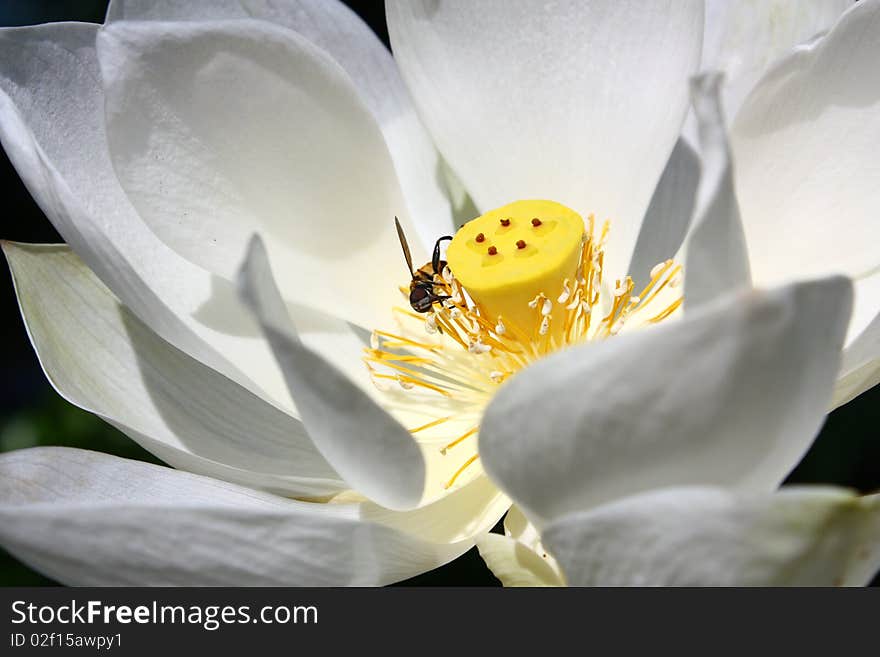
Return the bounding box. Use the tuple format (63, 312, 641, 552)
(0, 0, 877, 586)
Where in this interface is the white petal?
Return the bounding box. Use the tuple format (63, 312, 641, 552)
(479, 501, 567, 588)
(0, 21, 410, 411)
(361, 474, 509, 545)
(702, 0, 850, 123)
(386, 0, 704, 280)
(0, 22, 313, 408)
(106, 0, 248, 21)
(0, 24, 281, 389)
(475, 533, 563, 587)
(834, 271, 880, 407)
(238, 236, 424, 510)
(846, 271, 880, 357)
(504, 505, 542, 551)
(731, 0, 880, 284)
(3, 242, 343, 497)
(627, 139, 699, 285)
(480, 276, 851, 526)
(98, 18, 422, 330)
(683, 72, 751, 309)
(833, 361, 880, 411)
(544, 486, 880, 586)
(0, 447, 465, 586)
(105, 0, 455, 247)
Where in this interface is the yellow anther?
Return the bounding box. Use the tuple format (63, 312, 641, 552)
(446, 200, 585, 340)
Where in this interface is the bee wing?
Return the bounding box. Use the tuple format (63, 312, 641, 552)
(394, 216, 415, 278)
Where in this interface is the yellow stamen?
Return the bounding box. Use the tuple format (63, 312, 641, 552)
(366, 351, 433, 364)
(444, 454, 480, 489)
(372, 329, 440, 351)
(409, 416, 454, 434)
(441, 426, 479, 453)
(649, 297, 684, 323)
(370, 373, 452, 397)
(638, 263, 683, 308)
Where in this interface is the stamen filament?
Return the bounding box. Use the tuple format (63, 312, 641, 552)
(444, 454, 480, 489)
(409, 416, 454, 434)
(441, 426, 478, 453)
(371, 373, 452, 397)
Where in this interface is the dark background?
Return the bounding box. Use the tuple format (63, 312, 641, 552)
(1, 0, 877, 587)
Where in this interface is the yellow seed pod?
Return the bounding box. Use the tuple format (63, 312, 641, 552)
(446, 200, 585, 340)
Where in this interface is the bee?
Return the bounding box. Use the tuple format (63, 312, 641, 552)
(394, 216, 453, 313)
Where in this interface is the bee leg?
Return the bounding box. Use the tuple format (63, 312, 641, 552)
(432, 236, 453, 274)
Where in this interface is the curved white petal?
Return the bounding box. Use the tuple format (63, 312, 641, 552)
(0, 447, 465, 586)
(833, 361, 880, 410)
(833, 271, 880, 407)
(480, 276, 851, 526)
(703, 0, 850, 123)
(504, 505, 541, 551)
(387, 0, 704, 281)
(361, 474, 508, 545)
(3, 241, 344, 497)
(0, 23, 289, 394)
(627, 139, 699, 285)
(476, 504, 565, 586)
(638, 0, 828, 284)
(682, 0, 851, 144)
(476, 533, 563, 587)
(544, 486, 880, 586)
(0, 22, 351, 411)
(238, 236, 425, 510)
(731, 0, 880, 284)
(846, 271, 880, 356)
(98, 18, 423, 331)
(106, 0, 455, 247)
(683, 72, 751, 308)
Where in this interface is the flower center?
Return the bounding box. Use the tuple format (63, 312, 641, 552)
(365, 200, 683, 493)
(446, 200, 585, 343)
